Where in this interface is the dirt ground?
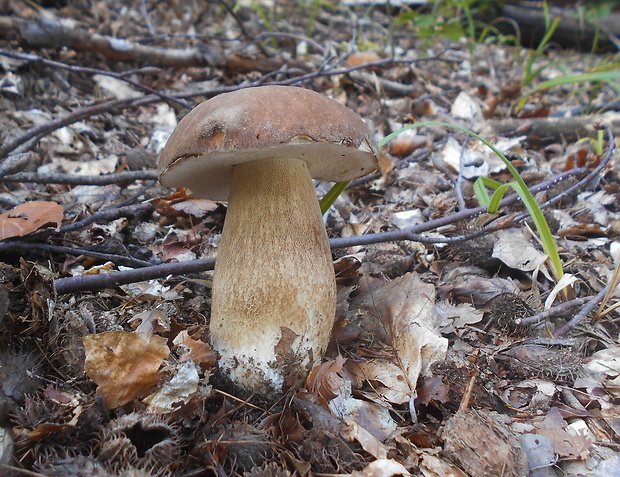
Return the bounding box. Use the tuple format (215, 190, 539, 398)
(0, 1, 620, 476)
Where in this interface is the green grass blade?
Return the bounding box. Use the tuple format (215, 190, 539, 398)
(487, 183, 514, 214)
(319, 181, 349, 215)
(382, 121, 565, 283)
(530, 70, 620, 94)
(474, 176, 503, 207)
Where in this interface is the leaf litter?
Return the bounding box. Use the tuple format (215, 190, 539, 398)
(0, 1, 620, 476)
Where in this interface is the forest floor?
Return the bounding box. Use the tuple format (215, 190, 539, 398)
(0, 1, 620, 476)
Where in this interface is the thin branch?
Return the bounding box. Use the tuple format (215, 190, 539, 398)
(0, 15, 219, 67)
(515, 295, 594, 326)
(55, 257, 216, 294)
(553, 286, 609, 337)
(0, 170, 158, 185)
(58, 203, 153, 234)
(52, 166, 593, 294)
(0, 48, 193, 109)
(0, 242, 154, 268)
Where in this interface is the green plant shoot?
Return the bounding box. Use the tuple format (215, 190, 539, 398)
(320, 122, 565, 287)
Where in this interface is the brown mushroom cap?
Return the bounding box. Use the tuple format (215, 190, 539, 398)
(158, 85, 379, 200)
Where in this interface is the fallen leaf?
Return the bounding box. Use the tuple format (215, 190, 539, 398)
(442, 409, 528, 477)
(307, 355, 347, 406)
(341, 417, 389, 460)
(348, 360, 411, 405)
(171, 198, 218, 217)
(351, 458, 411, 477)
(532, 407, 593, 460)
(361, 272, 448, 397)
(143, 360, 200, 413)
(173, 330, 217, 370)
(0, 201, 63, 240)
(416, 376, 450, 406)
(419, 452, 469, 477)
(492, 228, 548, 272)
(83, 331, 170, 409)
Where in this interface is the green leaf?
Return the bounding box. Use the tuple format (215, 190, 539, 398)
(529, 70, 620, 94)
(474, 176, 503, 207)
(319, 181, 349, 215)
(487, 183, 514, 213)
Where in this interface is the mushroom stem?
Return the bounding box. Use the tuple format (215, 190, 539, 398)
(210, 157, 336, 395)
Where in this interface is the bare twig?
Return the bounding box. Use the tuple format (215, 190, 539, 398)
(59, 203, 153, 234)
(0, 48, 193, 109)
(0, 241, 154, 268)
(553, 286, 609, 337)
(52, 166, 592, 294)
(55, 257, 216, 294)
(0, 170, 158, 185)
(515, 296, 594, 326)
(0, 15, 220, 67)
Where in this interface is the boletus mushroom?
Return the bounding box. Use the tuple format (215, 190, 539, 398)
(159, 85, 378, 396)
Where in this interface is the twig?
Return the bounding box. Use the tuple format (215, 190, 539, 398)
(0, 170, 158, 185)
(515, 296, 594, 326)
(553, 286, 609, 337)
(55, 257, 216, 294)
(52, 166, 593, 294)
(58, 203, 153, 234)
(139, 0, 156, 36)
(0, 48, 193, 109)
(0, 241, 154, 268)
(0, 15, 219, 67)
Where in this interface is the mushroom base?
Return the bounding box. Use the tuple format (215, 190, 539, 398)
(210, 157, 336, 396)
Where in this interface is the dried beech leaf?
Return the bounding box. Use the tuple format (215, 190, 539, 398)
(351, 459, 411, 477)
(532, 407, 593, 460)
(171, 198, 218, 217)
(419, 452, 469, 477)
(173, 330, 217, 370)
(143, 360, 200, 413)
(0, 201, 63, 240)
(348, 360, 410, 405)
(306, 355, 346, 406)
(363, 272, 448, 395)
(492, 228, 548, 272)
(442, 409, 528, 477)
(341, 417, 389, 460)
(83, 331, 170, 409)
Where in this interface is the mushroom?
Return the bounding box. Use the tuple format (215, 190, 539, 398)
(158, 85, 378, 396)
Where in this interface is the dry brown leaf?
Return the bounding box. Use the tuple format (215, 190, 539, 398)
(351, 459, 411, 477)
(83, 331, 170, 409)
(442, 409, 528, 477)
(532, 407, 593, 460)
(173, 330, 217, 370)
(348, 360, 411, 405)
(419, 452, 469, 477)
(362, 272, 448, 396)
(0, 201, 63, 240)
(307, 355, 347, 407)
(171, 198, 218, 217)
(341, 417, 389, 460)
